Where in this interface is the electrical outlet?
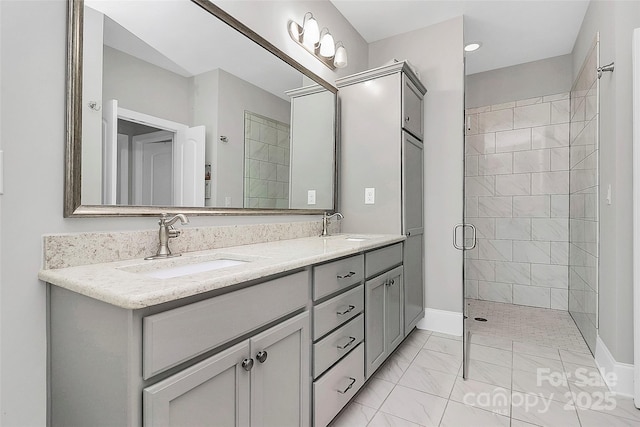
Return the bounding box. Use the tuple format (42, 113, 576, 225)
(365, 188, 375, 204)
(225, 196, 232, 207)
(307, 190, 316, 205)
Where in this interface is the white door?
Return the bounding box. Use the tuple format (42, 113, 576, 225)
(102, 99, 118, 204)
(132, 131, 174, 206)
(173, 126, 205, 207)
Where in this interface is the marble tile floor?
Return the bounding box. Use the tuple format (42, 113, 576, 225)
(329, 302, 640, 427)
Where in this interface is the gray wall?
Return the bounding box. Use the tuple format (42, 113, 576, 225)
(466, 54, 573, 108)
(103, 46, 192, 125)
(369, 17, 465, 315)
(0, 1, 367, 424)
(572, 0, 640, 364)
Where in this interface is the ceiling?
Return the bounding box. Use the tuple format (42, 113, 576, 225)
(330, 0, 590, 75)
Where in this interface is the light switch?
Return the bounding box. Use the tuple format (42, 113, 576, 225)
(307, 190, 316, 205)
(365, 188, 375, 204)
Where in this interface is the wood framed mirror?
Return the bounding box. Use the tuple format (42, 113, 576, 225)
(65, 0, 337, 217)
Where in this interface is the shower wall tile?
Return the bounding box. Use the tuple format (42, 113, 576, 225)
(513, 241, 551, 264)
(531, 264, 568, 289)
(495, 174, 530, 196)
(551, 99, 571, 124)
(465, 93, 570, 310)
(551, 195, 570, 217)
(465, 113, 479, 135)
(516, 96, 542, 107)
(478, 109, 513, 133)
(513, 195, 550, 218)
(531, 218, 569, 242)
(466, 176, 495, 197)
(513, 150, 550, 173)
(466, 133, 496, 154)
(479, 281, 513, 304)
(478, 196, 512, 217)
(495, 261, 530, 286)
(531, 171, 569, 195)
(496, 218, 531, 240)
(496, 129, 531, 152)
(513, 285, 550, 308)
(551, 289, 569, 310)
(550, 147, 570, 171)
(514, 103, 550, 128)
(531, 124, 570, 149)
(478, 153, 513, 175)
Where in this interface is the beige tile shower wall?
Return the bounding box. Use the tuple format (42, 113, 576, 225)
(244, 112, 290, 209)
(568, 42, 598, 353)
(464, 93, 570, 310)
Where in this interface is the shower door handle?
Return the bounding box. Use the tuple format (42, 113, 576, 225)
(453, 223, 477, 250)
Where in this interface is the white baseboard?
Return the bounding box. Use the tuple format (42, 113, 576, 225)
(595, 335, 635, 397)
(417, 308, 463, 336)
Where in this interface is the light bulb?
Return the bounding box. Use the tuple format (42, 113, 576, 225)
(302, 14, 319, 49)
(319, 31, 335, 57)
(334, 44, 348, 68)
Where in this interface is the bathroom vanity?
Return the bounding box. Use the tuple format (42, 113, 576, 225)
(41, 234, 410, 427)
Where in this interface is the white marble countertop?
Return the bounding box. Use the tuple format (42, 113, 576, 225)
(39, 234, 404, 309)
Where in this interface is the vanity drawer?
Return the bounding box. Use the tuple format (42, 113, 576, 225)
(365, 243, 402, 279)
(313, 285, 364, 339)
(313, 254, 364, 300)
(143, 270, 309, 379)
(313, 313, 364, 378)
(313, 343, 365, 427)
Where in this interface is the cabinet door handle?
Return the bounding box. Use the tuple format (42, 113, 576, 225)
(337, 305, 356, 316)
(385, 279, 396, 286)
(256, 351, 268, 363)
(241, 358, 254, 371)
(337, 336, 357, 350)
(405, 116, 410, 122)
(337, 271, 356, 279)
(406, 231, 411, 237)
(337, 377, 357, 394)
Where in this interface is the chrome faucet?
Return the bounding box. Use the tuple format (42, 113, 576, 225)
(321, 212, 344, 236)
(145, 213, 189, 260)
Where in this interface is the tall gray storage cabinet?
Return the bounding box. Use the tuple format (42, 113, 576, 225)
(336, 61, 427, 335)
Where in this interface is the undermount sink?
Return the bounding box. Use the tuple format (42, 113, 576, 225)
(121, 256, 251, 279)
(345, 237, 369, 242)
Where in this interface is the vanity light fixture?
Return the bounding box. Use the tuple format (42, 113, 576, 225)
(464, 42, 482, 52)
(288, 13, 348, 70)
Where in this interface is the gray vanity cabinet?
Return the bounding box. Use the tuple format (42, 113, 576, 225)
(336, 61, 426, 338)
(143, 341, 251, 426)
(365, 265, 404, 378)
(143, 312, 310, 427)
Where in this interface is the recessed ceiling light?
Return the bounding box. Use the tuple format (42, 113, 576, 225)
(464, 42, 482, 52)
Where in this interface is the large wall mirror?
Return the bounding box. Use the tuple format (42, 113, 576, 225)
(65, 0, 337, 217)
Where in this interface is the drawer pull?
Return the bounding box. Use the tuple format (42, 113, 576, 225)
(337, 305, 356, 316)
(337, 377, 357, 394)
(337, 336, 357, 350)
(337, 271, 356, 279)
(256, 351, 268, 363)
(241, 358, 254, 371)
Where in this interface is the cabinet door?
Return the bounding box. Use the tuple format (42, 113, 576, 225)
(365, 274, 387, 378)
(402, 76, 424, 140)
(250, 312, 310, 427)
(403, 132, 425, 335)
(404, 233, 425, 334)
(385, 266, 404, 353)
(143, 341, 250, 427)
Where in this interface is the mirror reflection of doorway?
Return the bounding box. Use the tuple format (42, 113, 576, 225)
(118, 120, 174, 206)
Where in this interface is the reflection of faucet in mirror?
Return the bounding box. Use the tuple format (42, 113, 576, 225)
(321, 212, 344, 237)
(145, 214, 189, 260)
